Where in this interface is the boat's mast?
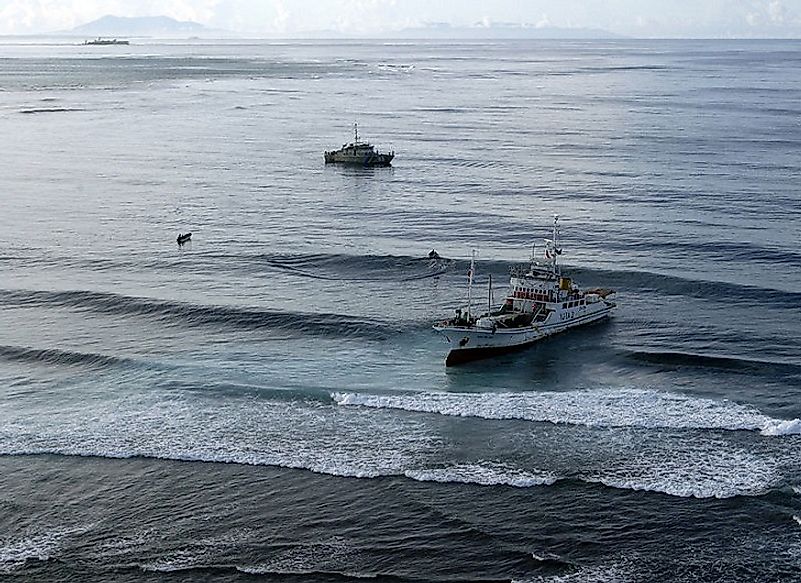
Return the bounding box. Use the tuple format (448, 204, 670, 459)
(354, 123, 359, 143)
(552, 214, 561, 277)
(467, 249, 477, 320)
(488, 274, 493, 314)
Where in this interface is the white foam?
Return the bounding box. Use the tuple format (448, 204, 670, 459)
(760, 418, 801, 436)
(99, 530, 154, 554)
(0, 394, 436, 482)
(513, 562, 633, 582)
(235, 536, 360, 576)
(336, 390, 789, 499)
(332, 389, 798, 435)
(0, 537, 53, 573)
(0, 389, 790, 501)
(794, 515, 801, 527)
(405, 463, 557, 488)
(0, 529, 74, 574)
(140, 550, 201, 572)
(585, 445, 781, 498)
(793, 486, 801, 496)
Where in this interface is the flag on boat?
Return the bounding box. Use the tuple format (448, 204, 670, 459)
(543, 238, 562, 260)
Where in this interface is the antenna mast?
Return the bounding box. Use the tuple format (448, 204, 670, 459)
(552, 214, 561, 277)
(488, 274, 493, 314)
(467, 249, 477, 320)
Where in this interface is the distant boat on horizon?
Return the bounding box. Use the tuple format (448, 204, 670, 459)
(83, 38, 130, 46)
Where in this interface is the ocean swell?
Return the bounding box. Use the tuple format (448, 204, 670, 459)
(0, 288, 395, 340)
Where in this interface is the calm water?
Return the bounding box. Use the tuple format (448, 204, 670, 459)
(1, 38, 800, 582)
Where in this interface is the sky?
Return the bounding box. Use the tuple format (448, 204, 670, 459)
(1, 0, 801, 37)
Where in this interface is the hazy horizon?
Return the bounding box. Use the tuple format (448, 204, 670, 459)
(2, 0, 801, 39)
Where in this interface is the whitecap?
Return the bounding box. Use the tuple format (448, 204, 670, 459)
(0, 527, 82, 574)
(0, 394, 437, 483)
(139, 549, 200, 572)
(405, 463, 557, 488)
(234, 536, 360, 575)
(332, 388, 788, 434)
(531, 551, 566, 565)
(760, 418, 801, 436)
(0, 389, 788, 501)
(0, 535, 55, 573)
(513, 561, 634, 582)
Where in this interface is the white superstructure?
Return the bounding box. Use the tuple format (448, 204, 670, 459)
(433, 216, 616, 366)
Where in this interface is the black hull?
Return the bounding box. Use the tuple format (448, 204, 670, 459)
(445, 339, 540, 366)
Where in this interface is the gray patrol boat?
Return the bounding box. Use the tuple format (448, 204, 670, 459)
(324, 124, 394, 167)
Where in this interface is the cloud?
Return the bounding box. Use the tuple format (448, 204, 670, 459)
(535, 13, 552, 28)
(742, 0, 800, 32)
(768, 0, 789, 23)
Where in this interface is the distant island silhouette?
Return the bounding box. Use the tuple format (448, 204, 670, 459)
(68, 15, 620, 40)
(71, 15, 206, 37)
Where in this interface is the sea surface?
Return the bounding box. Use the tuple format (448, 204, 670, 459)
(1, 38, 800, 582)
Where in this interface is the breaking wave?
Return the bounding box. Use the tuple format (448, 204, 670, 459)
(405, 463, 558, 488)
(0, 526, 87, 574)
(513, 562, 634, 583)
(0, 387, 794, 499)
(0, 534, 58, 573)
(583, 446, 783, 499)
(331, 388, 801, 436)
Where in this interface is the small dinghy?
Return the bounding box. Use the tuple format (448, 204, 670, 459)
(177, 232, 192, 245)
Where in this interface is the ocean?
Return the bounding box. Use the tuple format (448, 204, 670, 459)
(0, 38, 800, 582)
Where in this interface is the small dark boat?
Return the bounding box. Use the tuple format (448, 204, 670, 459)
(84, 38, 130, 45)
(177, 232, 192, 245)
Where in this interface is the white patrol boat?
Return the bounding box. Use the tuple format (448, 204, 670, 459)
(324, 124, 394, 166)
(433, 216, 616, 366)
